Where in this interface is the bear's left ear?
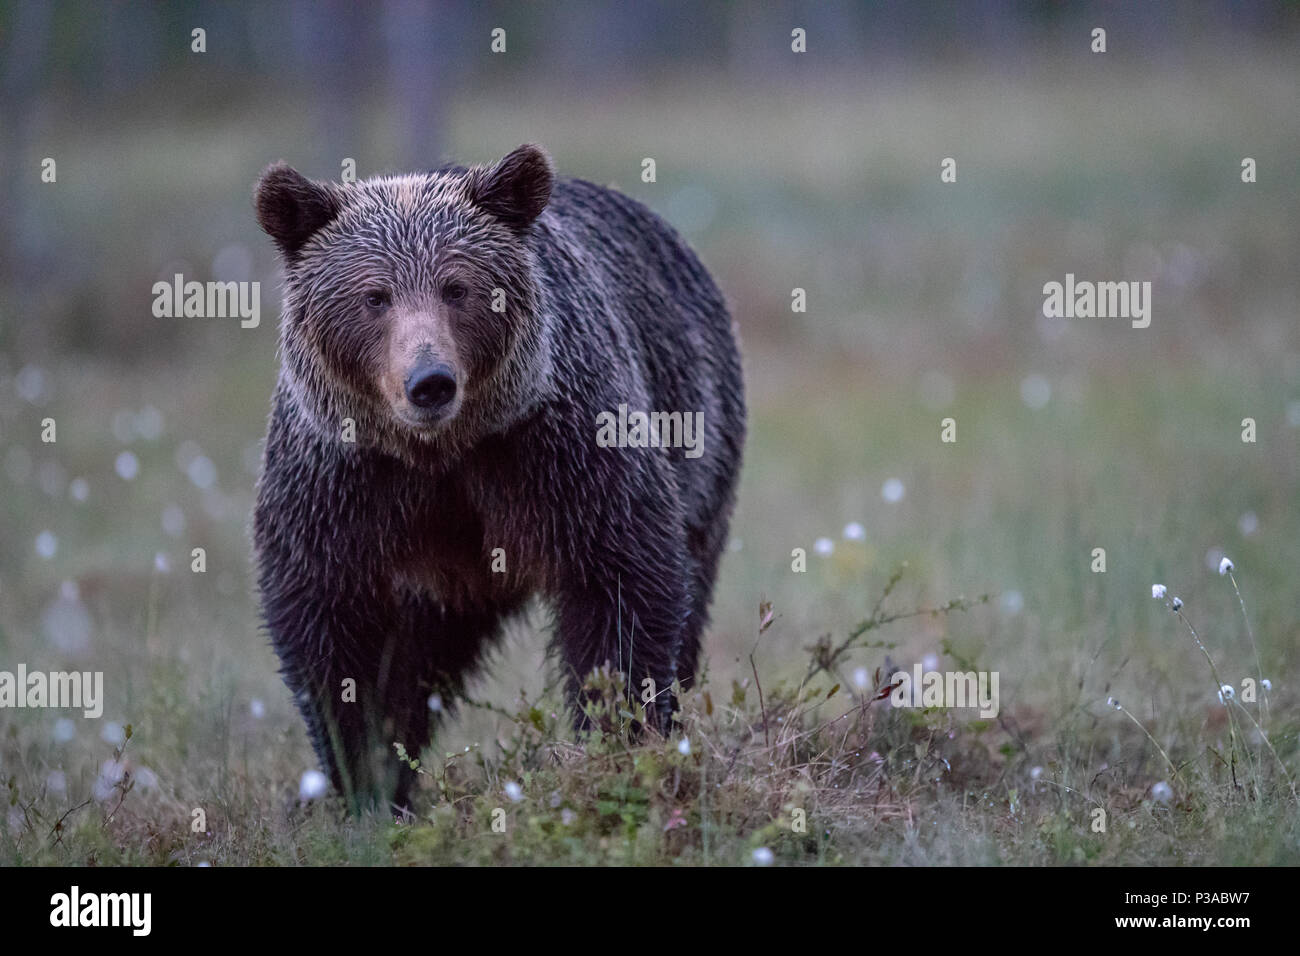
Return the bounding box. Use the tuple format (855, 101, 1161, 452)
(255, 163, 342, 260)
(466, 144, 554, 231)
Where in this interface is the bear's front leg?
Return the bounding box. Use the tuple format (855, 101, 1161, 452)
(264, 586, 433, 813)
(255, 412, 450, 812)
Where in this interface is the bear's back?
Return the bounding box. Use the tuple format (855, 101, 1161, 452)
(530, 176, 745, 527)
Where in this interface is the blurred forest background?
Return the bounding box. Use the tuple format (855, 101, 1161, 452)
(1, 2, 1298, 863)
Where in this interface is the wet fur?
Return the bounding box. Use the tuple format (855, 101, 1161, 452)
(253, 146, 745, 811)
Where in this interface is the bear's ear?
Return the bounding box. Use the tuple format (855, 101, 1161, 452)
(254, 163, 341, 260)
(465, 144, 554, 231)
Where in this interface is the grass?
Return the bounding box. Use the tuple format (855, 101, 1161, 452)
(2, 51, 1299, 865)
(2, 557, 1296, 866)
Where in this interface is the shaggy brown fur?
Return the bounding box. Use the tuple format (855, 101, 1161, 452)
(253, 145, 745, 811)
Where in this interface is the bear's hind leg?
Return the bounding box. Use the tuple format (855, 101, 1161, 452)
(674, 519, 730, 691)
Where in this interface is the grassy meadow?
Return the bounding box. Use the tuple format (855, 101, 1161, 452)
(1, 50, 1298, 865)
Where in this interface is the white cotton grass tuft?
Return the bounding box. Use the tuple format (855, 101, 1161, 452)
(15, 364, 49, 404)
(1020, 374, 1051, 409)
(298, 769, 328, 801)
(135, 405, 164, 441)
(504, 781, 524, 802)
(100, 722, 126, 746)
(35, 531, 57, 559)
(427, 693, 443, 713)
(93, 760, 126, 802)
(162, 504, 186, 537)
(1151, 584, 1166, 600)
(1029, 766, 1043, 781)
(842, 522, 865, 541)
(249, 698, 265, 719)
(752, 847, 775, 866)
(852, 667, 869, 690)
(1147, 583, 1287, 795)
(38, 461, 66, 498)
(187, 455, 217, 490)
(677, 737, 691, 756)
(114, 450, 139, 481)
(42, 588, 92, 655)
(46, 770, 67, 796)
(881, 478, 905, 504)
(1216, 550, 1269, 734)
(1150, 781, 1174, 804)
(52, 718, 77, 744)
(1261, 678, 1272, 691)
(813, 537, 833, 557)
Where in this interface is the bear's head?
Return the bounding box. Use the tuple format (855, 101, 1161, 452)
(255, 144, 555, 461)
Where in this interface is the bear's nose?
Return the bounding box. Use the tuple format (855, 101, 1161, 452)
(404, 363, 457, 410)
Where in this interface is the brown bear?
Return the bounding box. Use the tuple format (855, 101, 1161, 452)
(252, 145, 744, 811)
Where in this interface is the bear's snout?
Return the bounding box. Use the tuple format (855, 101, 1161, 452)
(382, 307, 464, 426)
(404, 361, 457, 412)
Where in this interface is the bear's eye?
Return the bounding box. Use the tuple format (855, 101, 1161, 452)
(442, 283, 469, 304)
(363, 291, 390, 309)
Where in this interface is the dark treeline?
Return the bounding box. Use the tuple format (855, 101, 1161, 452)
(5, 0, 1298, 101)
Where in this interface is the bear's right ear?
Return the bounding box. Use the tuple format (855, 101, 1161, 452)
(254, 163, 341, 260)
